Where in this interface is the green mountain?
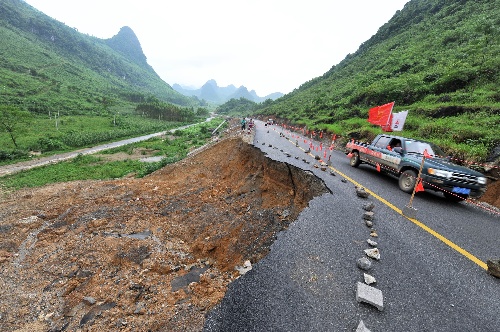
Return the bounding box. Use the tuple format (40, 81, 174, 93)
(252, 0, 499, 160)
(0, 0, 198, 115)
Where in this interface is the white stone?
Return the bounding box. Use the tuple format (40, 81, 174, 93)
(236, 260, 252, 275)
(364, 248, 380, 260)
(19, 216, 39, 224)
(364, 273, 376, 285)
(366, 239, 378, 247)
(356, 320, 372, 332)
(356, 282, 384, 311)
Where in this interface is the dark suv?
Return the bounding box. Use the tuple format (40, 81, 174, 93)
(346, 134, 487, 201)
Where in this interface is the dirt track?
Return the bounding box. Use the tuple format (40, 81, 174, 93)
(0, 130, 329, 331)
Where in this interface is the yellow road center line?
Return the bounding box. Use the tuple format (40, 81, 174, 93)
(287, 137, 488, 270)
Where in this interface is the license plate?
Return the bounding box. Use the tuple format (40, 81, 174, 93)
(452, 187, 470, 195)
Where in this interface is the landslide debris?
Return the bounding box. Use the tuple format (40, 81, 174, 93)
(0, 136, 328, 331)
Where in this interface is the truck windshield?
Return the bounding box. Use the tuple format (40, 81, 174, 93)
(404, 141, 445, 157)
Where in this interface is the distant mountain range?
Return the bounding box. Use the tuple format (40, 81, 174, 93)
(172, 79, 283, 104)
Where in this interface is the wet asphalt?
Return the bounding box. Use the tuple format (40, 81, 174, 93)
(204, 120, 500, 332)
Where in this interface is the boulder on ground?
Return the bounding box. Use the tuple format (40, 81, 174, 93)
(487, 259, 500, 278)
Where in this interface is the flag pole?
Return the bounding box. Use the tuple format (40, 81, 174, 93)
(385, 101, 395, 131)
(403, 154, 425, 218)
(387, 101, 394, 128)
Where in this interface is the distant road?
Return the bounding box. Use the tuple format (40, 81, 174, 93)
(0, 122, 204, 177)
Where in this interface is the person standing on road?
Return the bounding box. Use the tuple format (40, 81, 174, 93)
(241, 118, 246, 130)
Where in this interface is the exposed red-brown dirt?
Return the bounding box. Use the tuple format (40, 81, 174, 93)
(480, 168, 500, 209)
(0, 131, 329, 331)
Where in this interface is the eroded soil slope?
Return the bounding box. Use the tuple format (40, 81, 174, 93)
(0, 137, 328, 332)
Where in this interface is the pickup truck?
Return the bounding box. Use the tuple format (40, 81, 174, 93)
(345, 134, 487, 201)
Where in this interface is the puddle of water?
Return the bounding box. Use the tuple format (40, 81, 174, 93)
(125, 230, 152, 240)
(139, 156, 164, 163)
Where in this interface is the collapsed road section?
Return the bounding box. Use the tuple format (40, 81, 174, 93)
(0, 136, 329, 332)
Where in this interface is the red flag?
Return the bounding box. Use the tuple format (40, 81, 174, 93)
(423, 149, 432, 158)
(368, 102, 394, 126)
(376, 163, 381, 172)
(415, 179, 425, 192)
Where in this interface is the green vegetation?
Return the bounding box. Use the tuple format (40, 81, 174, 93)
(0, 118, 227, 191)
(2, 0, 498, 167)
(0, 105, 32, 148)
(0, 154, 144, 189)
(0, 1, 218, 168)
(226, 0, 499, 162)
(0, 111, 192, 164)
(0, 0, 201, 115)
(0, 1, 224, 194)
(216, 97, 258, 116)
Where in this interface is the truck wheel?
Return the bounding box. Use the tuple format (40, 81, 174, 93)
(443, 192, 468, 202)
(399, 169, 417, 193)
(349, 152, 361, 167)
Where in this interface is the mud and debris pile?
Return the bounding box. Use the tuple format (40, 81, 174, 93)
(0, 136, 329, 331)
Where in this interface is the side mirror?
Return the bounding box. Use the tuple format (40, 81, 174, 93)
(393, 147, 403, 154)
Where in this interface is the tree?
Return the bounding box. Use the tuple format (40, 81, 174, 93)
(0, 105, 31, 148)
(196, 107, 210, 118)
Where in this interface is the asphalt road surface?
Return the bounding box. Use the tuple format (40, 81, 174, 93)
(204, 120, 500, 332)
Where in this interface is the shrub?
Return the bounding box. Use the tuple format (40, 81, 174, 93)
(0, 149, 29, 161)
(451, 129, 485, 144)
(418, 123, 448, 138)
(35, 137, 65, 152)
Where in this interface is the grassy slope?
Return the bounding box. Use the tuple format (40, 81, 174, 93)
(251, 0, 499, 162)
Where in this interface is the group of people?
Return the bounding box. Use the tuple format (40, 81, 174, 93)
(241, 118, 254, 130)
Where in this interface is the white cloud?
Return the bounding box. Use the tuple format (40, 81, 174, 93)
(24, 0, 409, 96)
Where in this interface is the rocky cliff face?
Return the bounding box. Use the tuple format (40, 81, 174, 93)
(105, 26, 148, 67)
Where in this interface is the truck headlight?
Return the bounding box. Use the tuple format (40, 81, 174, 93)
(478, 177, 487, 185)
(427, 168, 452, 178)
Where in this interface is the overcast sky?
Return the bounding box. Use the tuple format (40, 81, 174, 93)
(24, 0, 409, 96)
